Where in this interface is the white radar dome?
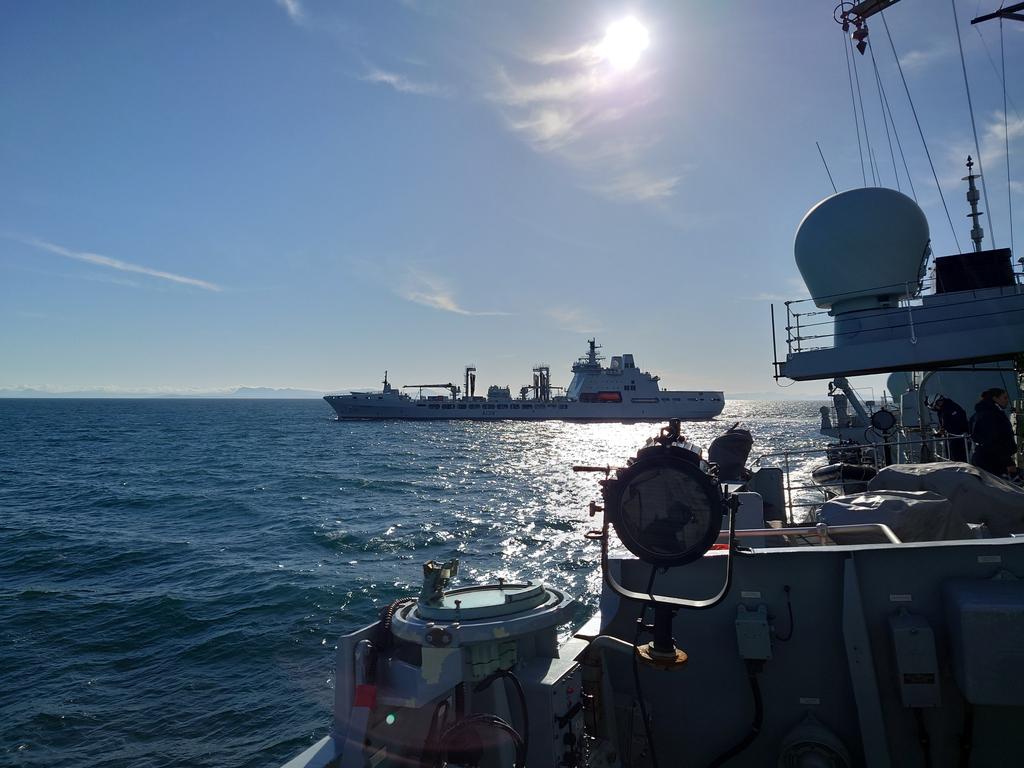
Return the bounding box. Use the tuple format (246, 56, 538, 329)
(794, 188, 929, 313)
(886, 371, 914, 402)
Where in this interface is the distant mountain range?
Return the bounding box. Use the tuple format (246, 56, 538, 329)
(0, 386, 326, 399)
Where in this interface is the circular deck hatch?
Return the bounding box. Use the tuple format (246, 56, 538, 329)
(415, 582, 547, 621)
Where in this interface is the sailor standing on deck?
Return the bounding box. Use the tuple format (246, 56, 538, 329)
(931, 395, 970, 463)
(970, 388, 1017, 478)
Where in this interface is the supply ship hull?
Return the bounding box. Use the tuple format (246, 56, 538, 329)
(323, 392, 724, 421)
(324, 340, 724, 421)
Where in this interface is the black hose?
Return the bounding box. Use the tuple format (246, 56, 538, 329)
(707, 660, 764, 767)
(420, 699, 449, 767)
(436, 713, 526, 768)
(632, 567, 661, 768)
(914, 708, 933, 768)
(774, 585, 794, 642)
(454, 682, 466, 719)
(474, 669, 529, 761)
(959, 703, 974, 768)
(375, 597, 414, 653)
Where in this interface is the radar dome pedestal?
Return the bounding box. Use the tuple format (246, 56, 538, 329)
(795, 188, 930, 314)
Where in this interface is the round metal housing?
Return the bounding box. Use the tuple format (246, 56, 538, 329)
(604, 448, 724, 567)
(870, 408, 898, 433)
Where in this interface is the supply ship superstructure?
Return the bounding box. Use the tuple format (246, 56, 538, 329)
(323, 339, 724, 421)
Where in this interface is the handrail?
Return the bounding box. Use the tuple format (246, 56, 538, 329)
(716, 523, 902, 546)
(755, 432, 971, 523)
(783, 267, 1024, 310)
(754, 433, 965, 462)
(781, 268, 1024, 354)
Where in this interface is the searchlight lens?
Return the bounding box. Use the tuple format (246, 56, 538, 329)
(605, 453, 723, 567)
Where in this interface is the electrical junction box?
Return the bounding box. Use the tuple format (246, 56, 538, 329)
(888, 610, 940, 708)
(945, 576, 1024, 706)
(735, 604, 772, 660)
(517, 637, 587, 768)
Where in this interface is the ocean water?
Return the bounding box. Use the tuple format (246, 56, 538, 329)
(0, 399, 825, 767)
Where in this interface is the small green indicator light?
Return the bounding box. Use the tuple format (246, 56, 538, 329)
(385, 713, 397, 726)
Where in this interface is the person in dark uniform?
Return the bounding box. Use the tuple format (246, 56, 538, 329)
(931, 395, 970, 462)
(970, 388, 1017, 477)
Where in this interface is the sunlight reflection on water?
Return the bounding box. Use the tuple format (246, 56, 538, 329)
(0, 398, 829, 767)
(320, 400, 828, 615)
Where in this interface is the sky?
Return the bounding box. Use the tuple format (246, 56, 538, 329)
(2, 0, 1022, 396)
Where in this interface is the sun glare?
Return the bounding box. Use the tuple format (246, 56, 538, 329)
(598, 17, 650, 71)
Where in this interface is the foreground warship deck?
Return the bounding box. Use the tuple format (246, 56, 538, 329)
(283, 442, 1024, 768)
(283, 3, 1024, 765)
(285, 181, 1024, 766)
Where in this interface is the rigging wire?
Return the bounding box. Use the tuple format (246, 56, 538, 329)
(880, 62, 921, 199)
(869, 38, 918, 201)
(817, 141, 839, 194)
(952, 0, 996, 247)
(843, 26, 867, 187)
(869, 39, 901, 192)
(851, 37, 879, 185)
(880, 10, 962, 252)
(973, 23, 1022, 122)
(885, 84, 919, 201)
(1001, 16, 1016, 255)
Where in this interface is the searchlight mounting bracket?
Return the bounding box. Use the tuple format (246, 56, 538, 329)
(575, 421, 742, 668)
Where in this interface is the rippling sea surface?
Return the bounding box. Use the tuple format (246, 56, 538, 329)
(0, 399, 825, 767)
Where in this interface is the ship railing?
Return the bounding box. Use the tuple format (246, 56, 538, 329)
(769, 267, 1024, 360)
(753, 432, 971, 525)
(717, 523, 902, 546)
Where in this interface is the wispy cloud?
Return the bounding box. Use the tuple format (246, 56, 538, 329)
(275, 0, 303, 24)
(528, 44, 602, 67)
(361, 68, 451, 97)
(545, 307, 599, 334)
(741, 277, 808, 303)
(982, 111, 1024, 157)
(507, 107, 585, 151)
(398, 268, 508, 315)
(748, 291, 793, 302)
(487, 20, 682, 205)
(589, 171, 680, 202)
(492, 69, 605, 108)
(937, 111, 1024, 203)
(16, 237, 221, 292)
(898, 43, 951, 74)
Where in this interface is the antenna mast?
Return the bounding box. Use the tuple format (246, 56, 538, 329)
(964, 156, 985, 252)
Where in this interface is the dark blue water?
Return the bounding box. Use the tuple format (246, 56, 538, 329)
(0, 399, 822, 767)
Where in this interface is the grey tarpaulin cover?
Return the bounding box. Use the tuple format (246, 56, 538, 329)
(866, 461, 1024, 537)
(819, 489, 971, 543)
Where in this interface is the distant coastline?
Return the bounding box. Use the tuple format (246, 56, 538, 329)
(0, 386, 326, 399)
(0, 387, 828, 401)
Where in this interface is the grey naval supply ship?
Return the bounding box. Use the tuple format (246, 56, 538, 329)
(284, 3, 1024, 767)
(324, 339, 724, 422)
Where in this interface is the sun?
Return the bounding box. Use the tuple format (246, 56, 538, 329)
(597, 17, 650, 71)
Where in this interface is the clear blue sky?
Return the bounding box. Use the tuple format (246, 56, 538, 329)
(2, 1, 1021, 395)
